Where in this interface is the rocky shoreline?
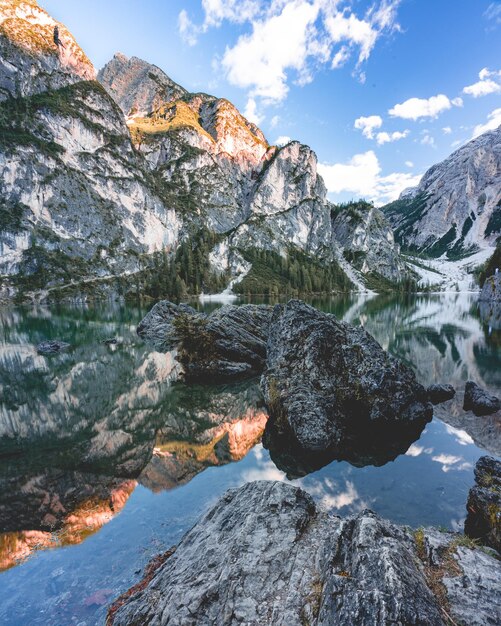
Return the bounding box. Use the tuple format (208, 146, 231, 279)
(107, 469, 501, 626)
(120, 298, 501, 625)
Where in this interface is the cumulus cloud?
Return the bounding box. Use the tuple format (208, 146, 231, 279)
(243, 97, 264, 124)
(472, 107, 501, 138)
(181, 0, 402, 103)
(318, 150, 421, 205)
(376, 129, 409, 144)
(442, 126, 452, 134)
(222, 1, 321, 101)
(354, 115, 383, 139)
(405, 160, 414, 167)
(389, 94, 462, 120)
(463, 67, 501, 97)
(275, 135, 292, 146)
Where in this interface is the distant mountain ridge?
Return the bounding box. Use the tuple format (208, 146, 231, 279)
(383, 127, 501, 259)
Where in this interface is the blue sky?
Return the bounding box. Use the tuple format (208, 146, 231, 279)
(42, 0, 501, 204)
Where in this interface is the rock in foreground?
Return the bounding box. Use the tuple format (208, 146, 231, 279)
(108, 481, 501, 626)
(108, 481, 442, 625)
(465, 456, 501, 553)
(463, 381, 500, 416)
(261, 300, 432, 452)
(136, 301, 199, 351)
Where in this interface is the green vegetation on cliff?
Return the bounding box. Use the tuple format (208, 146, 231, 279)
(233, 247, 352, 296)
(135, 229, 230, 301)
(478, 245, 501, 287)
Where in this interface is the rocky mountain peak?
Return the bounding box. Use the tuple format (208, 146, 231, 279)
(0, 0, 95, 100)
(97, 52, 187, 117)
(384, 126, 501, 258)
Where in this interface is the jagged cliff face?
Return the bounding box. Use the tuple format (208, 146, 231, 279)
(0, 2, 408, 301)
(332, 204, 407, 282)
(0, 1, 183, 296)
(100, 55, 406, 284)
(0, 0, 95, 100)
(383, 127, 501, 258)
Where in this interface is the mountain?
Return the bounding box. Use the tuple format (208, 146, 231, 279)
(383, 127, 501, 259)
(0, 0, 409, 303)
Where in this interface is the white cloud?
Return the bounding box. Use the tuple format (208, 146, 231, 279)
(270, 115, 280, 128)
(318, 150, 421, 205)
(421, 133, 435, 147)
(331, 45, 351, 69)
(442, 126, 452, 134)
(354, 115, 383, 139)
(444, 424, 474, 446)
(376, 129, 409, 144)
(405, 160, 414, 167)
(275, 135, 291, 146)
(464, 79, 501, 97)
(222, 1, 321, 101)
(389, 94, 462, 121)
(463, 67, 501, 97)
(178, 9, 198, 46)
(484, 2, 501, 26)
(243, 97, 264, 124)
(183, 1, 402, 104)
(472, 107, 501, 138)
(405, 443, 423, 457)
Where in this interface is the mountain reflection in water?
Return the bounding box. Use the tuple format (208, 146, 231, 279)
(0, 293, 499, 626)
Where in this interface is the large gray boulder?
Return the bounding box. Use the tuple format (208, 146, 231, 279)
(107, 481, 443, 626)
(136, 301, 199, 351)
(108, 481, 501, 626)
(261, 300, 432, 452)
(137, 301, 273, 382)
(465, 456, 501, 553)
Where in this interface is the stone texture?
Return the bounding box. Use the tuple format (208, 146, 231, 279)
(465, 456, 501, 552)
(426, 383, 456, 405)
(136, 300, 199, 351)
(36, 339, 70, 354)
(261, 300, 432, 452)
(108, 481, 444, 626)
(383, 127, 501, 256)
(421, 528, 501, 626)
(463, 381, 501, 416)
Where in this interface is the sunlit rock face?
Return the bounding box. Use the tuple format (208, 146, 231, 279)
(139, 380, 268, 491)
(0, 0, 95, 100)
(0, 2, 182, 294)
(383, 127, 501, 256)
(99, 55, 409, 287)
(0, 473, 136, 571)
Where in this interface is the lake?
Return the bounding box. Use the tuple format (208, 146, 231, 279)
(0, 292, 500, 625)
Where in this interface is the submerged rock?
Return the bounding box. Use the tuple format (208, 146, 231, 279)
(36, 340, 70, 355)
(465, 456, 501, 553)
(426, 383, 456, 405)
(108, 481, 501, 626)
(463, 381, 500, 416)
(108, 481, 443, 626)
(261, 300, 432, 452)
